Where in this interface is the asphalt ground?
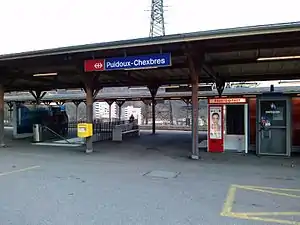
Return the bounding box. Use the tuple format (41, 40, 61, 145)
(0, 130, 299, 225)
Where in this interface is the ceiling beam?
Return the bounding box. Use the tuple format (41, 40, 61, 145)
(206, 38, 300, 53)
(4, 68, 300, 91)
(5, 71, 82, 87)
(202, 64, 220, 80)
(220, 72, 300, 82)
(207, 58, 300, 66)
(5, 83, 81, 92)
(208, 58, 258, 66)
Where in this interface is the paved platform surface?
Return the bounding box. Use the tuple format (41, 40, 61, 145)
(0, 130, 299, 225)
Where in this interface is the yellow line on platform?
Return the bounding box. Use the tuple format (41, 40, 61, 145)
(235, 212, 300, 216)
(0, 165, 40, 177)
(220, 185, 237, 216)
(229, 213, 300, 225)
(235, 185, 300, 198)
(221, 185, 300, 224)
(242, 185, 300, 192)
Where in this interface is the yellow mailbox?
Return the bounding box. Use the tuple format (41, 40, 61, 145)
(77, 123, 93, 138)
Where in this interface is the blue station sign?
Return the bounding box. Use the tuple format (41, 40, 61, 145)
(84, 53, 172, 72)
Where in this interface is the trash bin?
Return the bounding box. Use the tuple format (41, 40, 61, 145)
(33, 124, 43, 142)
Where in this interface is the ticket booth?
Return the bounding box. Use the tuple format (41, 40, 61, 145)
(256, 93, 292, 156)
(207, 98, 248, 153)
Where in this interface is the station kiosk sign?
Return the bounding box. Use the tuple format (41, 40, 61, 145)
(208, 98, 248, 153)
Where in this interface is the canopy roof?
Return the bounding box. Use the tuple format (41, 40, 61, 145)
(4, 86, 300, 103)
(1, 22, 300, 92)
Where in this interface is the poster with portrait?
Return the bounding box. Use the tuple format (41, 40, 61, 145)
(209, 106, 222, 139)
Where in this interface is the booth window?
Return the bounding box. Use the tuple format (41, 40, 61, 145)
(226, 105, 245, 135)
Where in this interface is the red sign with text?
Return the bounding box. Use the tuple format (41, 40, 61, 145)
(208, 105, 224, 153)
(208, 98, 246, 104)
(84, 59, 105, 72)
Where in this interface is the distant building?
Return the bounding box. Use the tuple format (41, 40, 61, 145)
(122, 106, 142, 124)
(93, 102, 117, 119)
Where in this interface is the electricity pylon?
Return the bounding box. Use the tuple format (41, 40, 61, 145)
(148, 0, 173, 125)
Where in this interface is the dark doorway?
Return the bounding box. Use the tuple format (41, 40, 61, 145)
(226, 105, 244, 135)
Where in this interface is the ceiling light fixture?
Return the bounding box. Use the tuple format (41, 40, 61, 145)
(164, 85, 180, 89)
(33, 72, 58, 77)
(257, 55, 300, 61)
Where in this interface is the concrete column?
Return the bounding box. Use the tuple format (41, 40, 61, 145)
(148, 86, 159, 134)
(0, 84, 5, 147)
(85, 86, 93, 153)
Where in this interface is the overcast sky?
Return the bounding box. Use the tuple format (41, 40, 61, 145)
(0, 0, 299, 55)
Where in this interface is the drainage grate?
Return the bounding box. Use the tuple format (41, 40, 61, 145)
(143, 170, 180, 179)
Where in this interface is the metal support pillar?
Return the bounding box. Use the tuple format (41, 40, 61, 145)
(85, 86, 93, 153)
(43, 100, 52, 106)
(142, 99, 151, 125)
(145, 105, 149, 124)
(115, 100, 126, 121)
(148, 85, 159, 134)
(168, 100, 173, 125)
(82, 74, 101, 154)
(7, 102, 14, 124)
(244, 104, 249, 154)
(106, 100, 115, 122)
(191, 75, 199, 159)
(73, 100, 82, 123)
(187, 49, 204, 160)
(56, 100, 65, 107)
(109, 104, 111, 121)
(151, 100, 157, 134)
(216, 79, 226, 97)
(182, 97, 192, 126)
(0, 84, 5, 147)
(29, 90, 47, 105)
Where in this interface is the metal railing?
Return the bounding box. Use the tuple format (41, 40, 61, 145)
(66, 119, 134, 142)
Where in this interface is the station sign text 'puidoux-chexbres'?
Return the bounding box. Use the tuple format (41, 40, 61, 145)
(84, 53, 172, 72)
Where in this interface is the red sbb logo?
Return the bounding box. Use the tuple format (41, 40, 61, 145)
(94, 62, 103, 69)
(84, 59, 105, 72)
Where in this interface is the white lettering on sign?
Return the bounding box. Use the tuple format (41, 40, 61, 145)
(265, 110, 280, 114)
(106, 61, 132, 69)
(105, 57, 167, 69)
(133, 58, 166, 66)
